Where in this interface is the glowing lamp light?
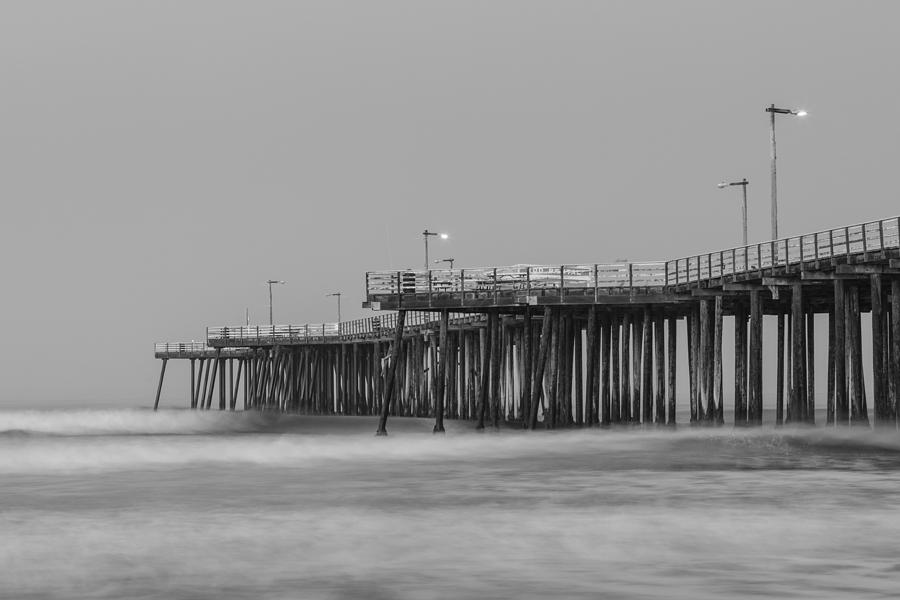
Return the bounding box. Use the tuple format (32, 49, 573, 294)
(795, 110, 808, 117)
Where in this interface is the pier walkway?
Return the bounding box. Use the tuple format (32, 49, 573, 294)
(154, 215, 900, 434)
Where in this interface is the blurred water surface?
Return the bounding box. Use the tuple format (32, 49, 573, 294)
(2, 408, 900, 599)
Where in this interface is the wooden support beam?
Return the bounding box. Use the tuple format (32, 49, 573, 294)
(763, 277, 801, 286)
(376, 310, 406, 435)
(893, 280, 900, 426)
(631, 312, 641, 423)
(848, 286, 867, 425)
(654, 315, 665, 425)
(529, 308, 553, 430)
(547, 310, 561, 429)
(827, 311, 835, 425)
(806, 310, 815, 424)
(189, 359, 197, 409)
(435, 309, 449, 433)
(642, 309, 653, 425)
(713, 296, 724, 425)
(690, 289, 747, 296)
(621, 313, 632, 423)
(490, 311, 503, 428)
(723, 283, 769, 292)
(584, 307, 596, 427)
(734, 306, 747, 426)
(748, 291, 763, 425)
(610, 315, 620, 424)
(666, 316, 677, 426)
(790, 284, 806, 423)
(700, 299, 713, 422)
(522, 309, 533, 426)
(601, 316, 611, 425)
(871, 275, 888, 426)
(153, 359, 168, 411)
(801, 271, 868, 281)
(776, 314, 785, 426)
(687, 307, 698, 423)
(574, 320, 584, 426)
(834, 280, 848, 425)
(837, 264, 900, 275)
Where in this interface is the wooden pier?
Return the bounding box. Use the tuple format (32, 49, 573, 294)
(154, 216, 900, 433)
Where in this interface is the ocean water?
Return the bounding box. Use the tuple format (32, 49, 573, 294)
(2, 409, 900, 599)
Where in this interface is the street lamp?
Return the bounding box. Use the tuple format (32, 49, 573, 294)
(326, 292, 342, 323)
(765, 104, 807, 240)
(434, 258, 455, 269)
(717, 178, 749, 246)
(422, 229, 449, 269)
(266, 280, 285, 325)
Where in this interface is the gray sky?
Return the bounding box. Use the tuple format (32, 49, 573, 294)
(1, 1, 898, 406)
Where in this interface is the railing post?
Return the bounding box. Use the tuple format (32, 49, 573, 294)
(707, 253, 712, 281)
(845, 226, 850, 256)
(879, 220, 885, 252)
(428, 269, 433, 307)
(629, 263, 634, 289)
(863, 224, 868, 254)
(493, 268, 498, 305)
(559, 266, 565, 300)
(594, 264, 599, 301)
(663, 262, 668, 291)
(526, 267, 531, 295)
(460, 269, 466, 307)
(305, 324, 309, 342)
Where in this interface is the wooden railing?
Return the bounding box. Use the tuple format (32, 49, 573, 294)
(206, 312, 483, 345)
(365, 262, 668, 298)
(665, 216, 900, 286)
(365, 216, 900, 297)
(154, 343, 251, 356)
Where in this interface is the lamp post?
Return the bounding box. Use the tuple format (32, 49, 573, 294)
(326, 292, 342, 323)
(717, 178, 749, 246)
(422, 229, 449, 269)
(765, 104, 807, 240)
(434, 258, 455, 269)
(266, 280, 285, 325)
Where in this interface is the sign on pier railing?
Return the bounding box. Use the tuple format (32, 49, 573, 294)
(665, 216, 900, 286)
(205, 312, 481, 345)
